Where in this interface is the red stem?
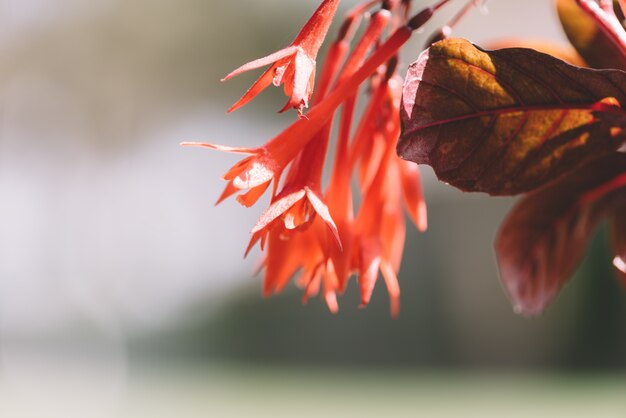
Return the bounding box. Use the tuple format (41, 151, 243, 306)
(448, 0, 481, 30)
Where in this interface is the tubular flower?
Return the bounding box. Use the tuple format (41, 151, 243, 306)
(351, 71, 427, 317)
(187, 0, 462, 315)
(223, 0, 340, 115)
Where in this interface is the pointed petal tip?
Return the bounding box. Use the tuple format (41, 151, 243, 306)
(244, 233, 263, 258)
(358, 293, 372, 310)
(180, 142, 257, 154)
(227, 103, 241, 113)
(325, 293, 339, 314)
(278, 100, 292, 114)
(180, 141, 205, 147)
(417, 202, 428, 232)
(305, 188, 342, 249)
(214, 197, 225, 206)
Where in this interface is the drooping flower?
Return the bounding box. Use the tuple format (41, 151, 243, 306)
(350, 70, 427, 317)
(245, 125, 341, 256)
(222, 0, 340, 115)
(186, 0, 458, 315)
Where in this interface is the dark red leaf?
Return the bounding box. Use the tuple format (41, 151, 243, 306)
(398, 38, 626, 195)
(495, 153, 626, 316)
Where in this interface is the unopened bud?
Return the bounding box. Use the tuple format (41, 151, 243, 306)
(385, 55, 399, 79)
(408, 7, 434, 30)
(337, 17, 354, 41)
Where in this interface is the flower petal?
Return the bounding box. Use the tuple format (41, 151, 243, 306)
(236, 181, 271, 208)
(399, 160, 428, 232)
(261, 229, 305, 295)
(305, 187, 341, 249)
(216, 180, 239, 205)
(251, 189, 307, 234)
(180, 142, 257, 154)
(231, 158, 276, 189)
(227, 66, 277, 113)
(357, 239, 382, 308)
(380, 261, 400, 318)
(222, 46, 299, 81)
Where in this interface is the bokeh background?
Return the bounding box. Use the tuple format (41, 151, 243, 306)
(0, 0, 625, 416)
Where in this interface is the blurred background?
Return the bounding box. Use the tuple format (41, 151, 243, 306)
(0, 0, 625, 417)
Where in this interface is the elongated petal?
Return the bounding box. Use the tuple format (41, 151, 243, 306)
(495, 153, 626, 316)
(290, 51, 316, 110)
(227, 65, 279, 113)
(251, 189, 307, 233)
(302, 268, 323, 303)
(230, 158, 276, 189)
(305, 188, 341, 249)
(181, 142, 273, 206)
(236, 181, 271, 208)
(357, 240, 382, 308)
(380, 261, 400, 318)
(216, 180, 240, 205)
(262, 229, 305, 295)
(322, 271, 339, 314)
(180, 142, 257, 154)
(222, 46, 299, 81)
(399, 160, 428, 232)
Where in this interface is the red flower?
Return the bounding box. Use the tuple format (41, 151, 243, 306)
(223, 0, 340, 115)
(350, 72, 427, 317)
(186, 1, 449, 315)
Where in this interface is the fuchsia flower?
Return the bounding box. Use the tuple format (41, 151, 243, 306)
(185, 0, 450, 315)
(223, 0, 340, 115)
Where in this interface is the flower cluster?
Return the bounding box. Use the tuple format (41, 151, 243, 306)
(184, 0, 460, 316)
